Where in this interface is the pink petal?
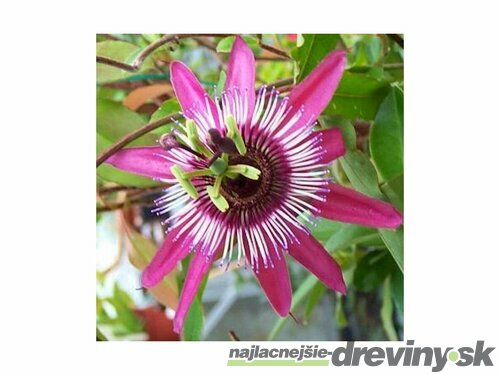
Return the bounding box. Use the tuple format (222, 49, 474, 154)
(105, 146, 173, 179)
(141, 225, 192, 288)
(246, 245, 291, 317)
(316, 183, 403, 229)
(288, 226, 346, 294)
(173, 251, 215, 334)
(316, 127, 346, 163)
(225, 36, 256, 123)
(170, 61, 220, 129)
(283, 50, 346, 133)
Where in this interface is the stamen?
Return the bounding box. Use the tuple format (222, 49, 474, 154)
(226, 164, 261, 180)
(186, 119, 212, 157)
(207, 175, 229, 213)
(184, 168, 214, 178)
(170, 165, 199, 199)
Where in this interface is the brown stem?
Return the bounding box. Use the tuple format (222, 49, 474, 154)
(98, 184, 170, 199)
(387, 34, 404, 49)
(96, 113, 179, 167)
(99, 34, 122, 42)
(275, 84, 293, 94)
(96, 185, 167, 213)
(255, 33, 291, 59)
(256, 56, 288, 61)
(289, 311, 302, 325)
(191, 36, 217, 52)
(267, 77, 294, 89)
(383, 62, 404, 69)
(96, 34, 233, 73)
(228, 330, 240, 341)
(96, 198, 151, 213)
(98, 185, 130, 195)
(259, 42, 290, 59)
(96, 56, 137, 72)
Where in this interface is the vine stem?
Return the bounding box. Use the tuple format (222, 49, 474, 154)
(96, 113, 179, 167)
(97, 33, 291, 73)
(97, 34, 233, 72)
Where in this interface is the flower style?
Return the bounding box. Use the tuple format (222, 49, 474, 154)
(106, 36, 403, 333)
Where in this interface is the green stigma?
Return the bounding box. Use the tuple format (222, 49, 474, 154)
(227, 164, 261, 180)
(209, 157, 228, 175)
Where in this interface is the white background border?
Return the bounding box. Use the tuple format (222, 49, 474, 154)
(2, 0, 499, 373)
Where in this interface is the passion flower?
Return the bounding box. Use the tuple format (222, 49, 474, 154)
(106, 36, 402, 333)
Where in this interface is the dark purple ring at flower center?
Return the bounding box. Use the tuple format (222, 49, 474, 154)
(221, 148, 273, 209)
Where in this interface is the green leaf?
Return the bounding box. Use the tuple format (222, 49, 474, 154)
(339, 149, 404, 273)
(352, 35, 382, 67)
(97, 99, 156, 146)
(124, 223, 178, 308)
(216, 36, 259, 53)
(97, 162, 157, 187)
(309, 218, 344, 242)
(216, 71, 227, 96)
(257, 61, 293, 84)
(304, 282, 327, 321)
(340, 150, 384, 199)
(150, 98, 181, 123)
(126, 227, 156, 267)
(141, 34, 163, 44)
(96, 41, 154, 84)
(102, 284, 144, 337)
(335, 294, 348, 328)
(182, 296, 204, 341)
(391, 269, 404, 314)
(324, 223, 378, 252)
(370, 86, 404, 181)
(353, 250, 396, 292)
(326, 72, 390, 120)
(381, 174, 404, 212)
(96, 87, 127, 102)
(381, 277, 398, 340)
(379, 228, 404, 272)
(383, 39, 404, 82)
(321, 115, 356, 151)
(96, 327, 108, 341)
(182, 275, 208, 341)
(216, 36, 234, 53)
(149, 98, 182, 136)
(96, 98, 159, 187)
(293, 34, 341, 82)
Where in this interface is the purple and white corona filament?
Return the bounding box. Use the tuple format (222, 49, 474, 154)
(106, 36, 403, 333)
